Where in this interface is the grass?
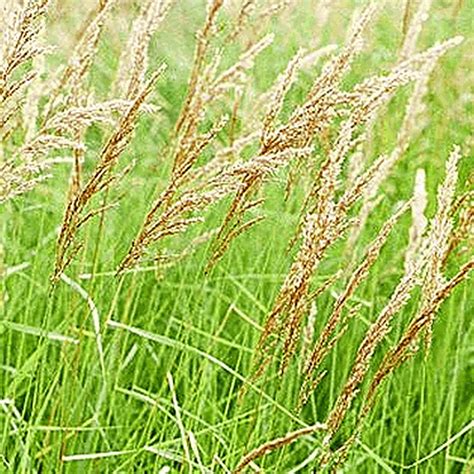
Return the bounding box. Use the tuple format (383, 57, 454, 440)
(1, 0, 473, 472)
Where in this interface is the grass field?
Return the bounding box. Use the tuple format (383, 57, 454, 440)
(1, 0, 473, 472)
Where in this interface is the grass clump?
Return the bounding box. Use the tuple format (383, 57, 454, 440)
(1, 0, 472, 472)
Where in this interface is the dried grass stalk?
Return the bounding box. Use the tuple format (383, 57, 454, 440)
(118, 145, 312, 273)
(209, 3, 377, 269)
(445, 189, 474, 262)
(53, 67, 165, 282)
(119, 13, 275, 271)
(323, 250, 425, 442)
(320, 146, 471, 467)
(338, 252, 474, 471)
(115, 0, 172, 99)
(22, 15, 46, 141)
(0, 1, 142, 204)
(399, 0, 433, 61)
(233, 423, 326, 474)
(299, 200, 412, 406)
(421, 145, 462, 350)
(361, 260, 473, 423)
(249, 31, 441, 382)
(215, 9, 461, 272)
(1, 98, 137, 204)
(0, 0, 50, 146)
(175, 0, 224, 134)
(42, 0, 116, 119)
(348, 35, 463, 248)
(0, 0, 49, 106)
(0, 160, 49, 204)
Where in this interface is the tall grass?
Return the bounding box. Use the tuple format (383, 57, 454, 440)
(1, 0, 472, 472)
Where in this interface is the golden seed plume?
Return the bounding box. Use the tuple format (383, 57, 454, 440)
(53, 66, 165, 283)
(405, 168, 428, 272)
(233, 423, 326, 474)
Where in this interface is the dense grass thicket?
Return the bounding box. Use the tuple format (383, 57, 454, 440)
(1, 0, 473, 472)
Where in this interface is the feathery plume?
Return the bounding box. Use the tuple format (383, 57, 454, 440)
(53, 67, 165, 282)
(261, 49, 304, 147)
(227, 0, 256, 42)
(342, 258, 474, 471)
(322, 246, 426, 451)
(118, 145, 313, 273)
(233, 423, 326, 474)
(405, 169, 428, 272)
(42, 0, 116, 119)
(209, 3, 378, 269)
(348, 35, 463, 249)
(22, 15, 46, 141)
(299, 200, 412, 406)
(249, 28, 448, 382)
(421, 145, 461, 350)
(2, 99, 137, 204)
(399, 0, 433, 61)
(445, 189, 474, 262)
(320, 146, 468, 467)
(115, 0, 173, 99)
(362, 260, 473, 425)
(0, 0, 49, 135)
(0, 0, 49, 103)
(120, 9, 274, 271)
(175, 0, 224, 134)
(0, 160, 49, 204)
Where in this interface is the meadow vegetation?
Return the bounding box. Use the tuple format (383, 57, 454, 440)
(1, 0, 473, 472)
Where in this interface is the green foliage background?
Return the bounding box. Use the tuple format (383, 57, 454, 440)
(1, 1, 472, 472)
